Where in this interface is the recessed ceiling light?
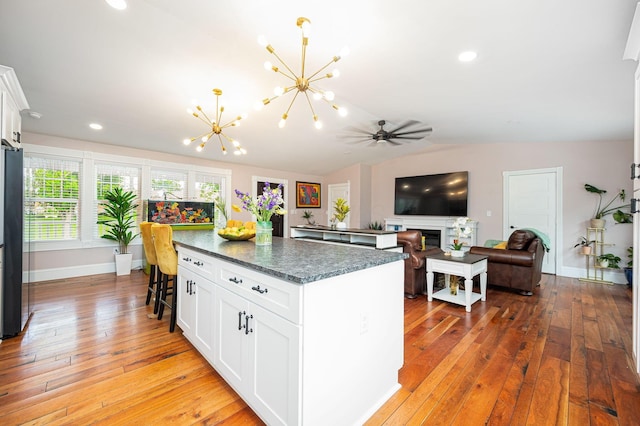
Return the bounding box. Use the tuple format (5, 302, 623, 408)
(458, 51, 478, 62)
(105, 0, 127, 10)
(89, 123, 103, 130)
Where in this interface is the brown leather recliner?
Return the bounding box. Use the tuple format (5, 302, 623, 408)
(469, 229, 545, 295)
(397, 230, 443, 298)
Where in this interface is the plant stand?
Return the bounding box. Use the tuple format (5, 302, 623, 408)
(578, 227, 614, 285)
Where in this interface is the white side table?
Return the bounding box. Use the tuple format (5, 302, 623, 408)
(426, 253, 488, 312)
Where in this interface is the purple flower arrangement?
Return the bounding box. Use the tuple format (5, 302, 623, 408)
(234, 182, 286, 222)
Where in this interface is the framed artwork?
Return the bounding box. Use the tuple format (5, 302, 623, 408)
(296, 181, 321, 208)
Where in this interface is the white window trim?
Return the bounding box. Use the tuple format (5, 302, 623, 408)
(23, 143, 231, 252)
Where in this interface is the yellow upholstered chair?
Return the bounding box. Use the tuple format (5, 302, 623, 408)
(151, 223, 179, 332)
(140, 222, 162, 314)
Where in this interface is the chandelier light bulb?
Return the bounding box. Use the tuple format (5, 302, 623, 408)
(338, 107, 348, 117)
(313, 92, 322, 101)
(257, 35, 268, 47)
(232, 140, 240, 147)
(340, 46, 350, 58)
(274, 86, 285, 96)
(264, 61, 273, 71)
(186, 108, 194, 115)
(314, 120, 323, 130)
(196, 144, 204, 152)
(183, 138, 191, 145)
(301, 21, 311, 37)
(324, 91, 335, 101)
(254, 101, 264, 111)
(332, 69, 340, 78)
(278, 118, 287, 128)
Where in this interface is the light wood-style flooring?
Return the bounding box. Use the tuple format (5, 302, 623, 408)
(0, 270, 638, 425)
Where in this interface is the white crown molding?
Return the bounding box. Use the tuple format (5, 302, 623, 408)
(0, 64, 29, 110)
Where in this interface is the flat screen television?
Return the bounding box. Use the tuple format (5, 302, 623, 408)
(394, 171, 468, 216)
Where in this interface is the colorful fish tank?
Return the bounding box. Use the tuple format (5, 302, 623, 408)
(144, 200, 215, 228)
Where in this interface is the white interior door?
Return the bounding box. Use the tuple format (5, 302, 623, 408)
(503, 168, 561, 275)
(327, 183, 350, 227)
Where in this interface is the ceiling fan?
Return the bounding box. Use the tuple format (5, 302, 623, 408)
(341, 120, 432, 146)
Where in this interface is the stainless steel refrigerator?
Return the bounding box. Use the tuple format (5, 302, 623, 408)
(0, 143, 26, 339)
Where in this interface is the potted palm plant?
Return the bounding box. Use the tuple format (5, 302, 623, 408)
(98, 187, 139, 275)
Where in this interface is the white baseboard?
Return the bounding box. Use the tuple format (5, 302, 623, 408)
(27, 259, 145, 283)
(559, 265, 627, 285)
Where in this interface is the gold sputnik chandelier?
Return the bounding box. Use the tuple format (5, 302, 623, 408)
(183, 88, 247, 156)
(255, 17, 349, 129)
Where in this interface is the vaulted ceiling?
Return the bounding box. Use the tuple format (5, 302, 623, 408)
(0, 0, 637, 175)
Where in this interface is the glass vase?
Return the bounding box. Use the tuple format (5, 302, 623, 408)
(255, 221, 273, 246)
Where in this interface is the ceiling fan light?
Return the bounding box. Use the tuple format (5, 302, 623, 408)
(105, 0, 127, 10)
(458, 51, 478, 62)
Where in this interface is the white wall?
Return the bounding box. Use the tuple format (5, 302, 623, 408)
(371, 139, 634, 281)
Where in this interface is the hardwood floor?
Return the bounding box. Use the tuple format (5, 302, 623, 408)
(0, 271, 638, 425)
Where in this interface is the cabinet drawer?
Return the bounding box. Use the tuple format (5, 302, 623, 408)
(178, 246, 216, 279)
(217, 260, 302, 324)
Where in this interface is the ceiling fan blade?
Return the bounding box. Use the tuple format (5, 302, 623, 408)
(346, 137, 374, 145)
(387, 120, 421, 134)
(343, 125, 375, 135)
(393, 127, 433, 137)
(386, 139, 402, 146)
(392, 135, 426, 141)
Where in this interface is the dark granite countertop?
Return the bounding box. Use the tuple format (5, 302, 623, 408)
(172, 230, 407, 284)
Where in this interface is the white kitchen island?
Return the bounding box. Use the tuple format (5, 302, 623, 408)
(172, 231, 407, 426)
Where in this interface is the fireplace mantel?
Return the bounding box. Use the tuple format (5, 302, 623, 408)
(384, 217, 478, 251)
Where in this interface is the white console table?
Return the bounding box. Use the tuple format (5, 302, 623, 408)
(290, 226, 398, 250)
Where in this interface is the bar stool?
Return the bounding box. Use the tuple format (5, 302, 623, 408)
(151, 223, 178, 332)
(140, 221, 162, 315)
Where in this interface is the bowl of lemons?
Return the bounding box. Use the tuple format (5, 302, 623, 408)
(217, 221, 256, 241)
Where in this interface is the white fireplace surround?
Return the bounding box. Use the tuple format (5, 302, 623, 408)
(384, 217, 478, 251)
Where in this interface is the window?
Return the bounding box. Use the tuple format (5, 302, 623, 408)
(195, 172, 225, 225)
(95, 163, 141, 238)
(24, 156, 81, 241)
(151, 169, 186, 200)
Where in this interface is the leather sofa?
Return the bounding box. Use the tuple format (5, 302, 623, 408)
(397, 230, 443, 298)
(468, 229, 545, 295)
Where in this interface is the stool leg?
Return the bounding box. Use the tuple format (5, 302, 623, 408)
(158, 274, 168, 320)
(153, 270, 162, 315)
(145, 265, 156, 305)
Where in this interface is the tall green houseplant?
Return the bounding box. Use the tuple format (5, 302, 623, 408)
(97, 187, 139, 254)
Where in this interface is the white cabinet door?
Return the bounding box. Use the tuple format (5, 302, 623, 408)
(194, 277, 214, 358)
(213, 285, 250, 389)
(249, 302, 301, 426)
(177, 268, 196, 337)
(1, 90, 20, 146)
